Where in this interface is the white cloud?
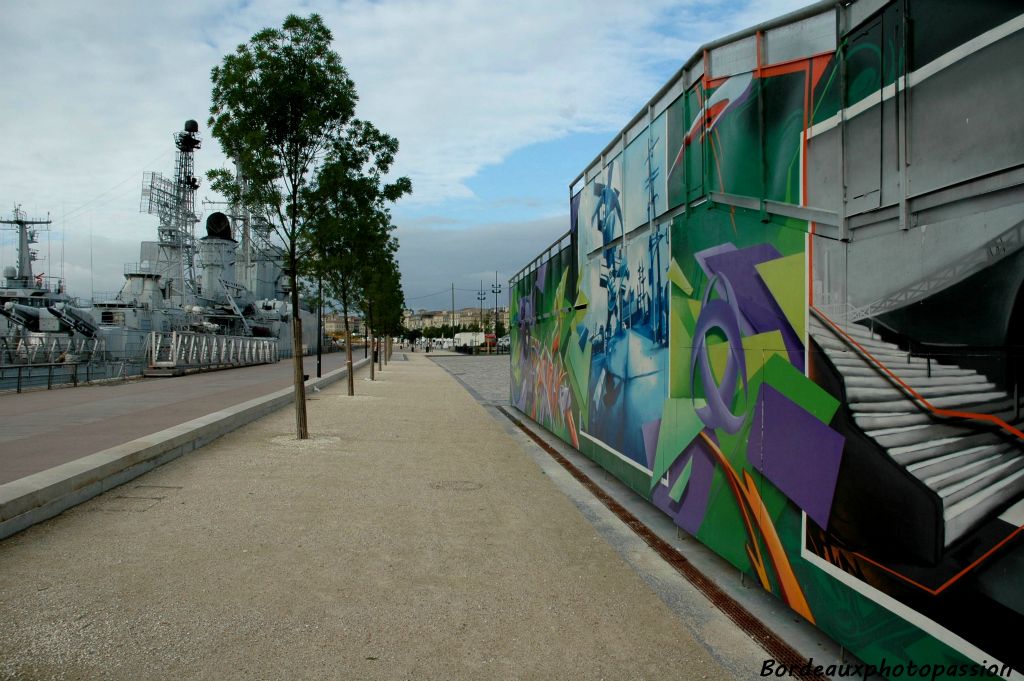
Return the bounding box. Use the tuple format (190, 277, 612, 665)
(322, 0, 695, 202)
(0, 0, 814, 299)
(396, 215, 567, 310)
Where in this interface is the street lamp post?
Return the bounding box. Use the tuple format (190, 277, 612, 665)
(492, 271, 502, 355)
(477, 282, 487, 354)
(316, 275, 323, 378)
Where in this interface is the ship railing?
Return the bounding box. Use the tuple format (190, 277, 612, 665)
(0, 362, 83, 393)
(147, 331, 279, 372)
(0, 335, 119, 393)
(0, 335, 104, 367)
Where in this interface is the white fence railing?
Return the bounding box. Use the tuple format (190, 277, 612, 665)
(0, 335, 103, 366)
(148, 331, 278, 372)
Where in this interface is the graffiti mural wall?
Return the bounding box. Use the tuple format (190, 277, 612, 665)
(511, 1, 1024, 677)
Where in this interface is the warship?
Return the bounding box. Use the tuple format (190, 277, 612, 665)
(0, 207, 96, 364)
(1, 119, 315, 386)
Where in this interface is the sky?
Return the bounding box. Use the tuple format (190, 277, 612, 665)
(0, 0, 814, 311)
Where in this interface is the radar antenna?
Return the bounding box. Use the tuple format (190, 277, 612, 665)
(140, 120, 202, 305)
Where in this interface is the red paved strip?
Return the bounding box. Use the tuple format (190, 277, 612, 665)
(0, 353, 355, 484)
(498, 405, 826, 681)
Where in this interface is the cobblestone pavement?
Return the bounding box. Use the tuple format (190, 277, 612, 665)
(429, 354, 511, 406)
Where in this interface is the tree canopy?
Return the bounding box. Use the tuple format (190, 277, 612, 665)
(208, 14, 357, 240)
(305, 111, 410, 394)
(207, 13, 409, 436)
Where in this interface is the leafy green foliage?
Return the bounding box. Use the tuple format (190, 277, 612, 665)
(208, 14, 358, 257)
(305, 121, 411, 326)
(359, 238, 404, 337)
(206, 12, 410, 431)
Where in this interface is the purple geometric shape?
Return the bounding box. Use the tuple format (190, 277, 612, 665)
(747, 384, 844, 529)
(515, 392, 526, 411)
(704, 244, 805, 371)
(694, 243, 739, 283)
(650, 434, 716, 534)
(641, 418, 661, 470)
(705, 244, 780, 329)
(535, 261, 548, 292)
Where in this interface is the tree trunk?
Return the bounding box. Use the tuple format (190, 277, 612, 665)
(289, 268, 308, 439)
(369, 326, 375, 381)
(343, 303, 354, 396)
(378, 335, 383, 372)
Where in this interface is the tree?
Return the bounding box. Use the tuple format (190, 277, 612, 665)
(208, 14, 380, 438)
(359, 242, 404, 377)
(316, 219, 395, 389)
(306, 121, 410, 396)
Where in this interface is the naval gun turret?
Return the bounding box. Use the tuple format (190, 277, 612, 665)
(195, 211, 253, 334)
(198, 212, 237, 300)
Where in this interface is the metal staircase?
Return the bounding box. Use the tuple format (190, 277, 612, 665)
(810, 311, 1024, 549)
(145, 330, 277, 376)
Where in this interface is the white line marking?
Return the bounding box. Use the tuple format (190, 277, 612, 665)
(800, 513, 1021, 677)
(808, 15, 1024, 139)
(580, 430, 654, 476)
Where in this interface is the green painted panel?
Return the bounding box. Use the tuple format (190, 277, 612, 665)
(755, 254, 806, 342)
(651, 398, 706, 492)
(762, 354, 839, 425)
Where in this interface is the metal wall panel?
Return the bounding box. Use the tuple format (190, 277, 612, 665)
(604, 138, 623, 160)
(844, 107, 882, 215)
(879, 96, 900, 208)
(847, 0, 889, 33)
(626, 116, 648, 146)
(764, 11, 835, 64)
(687, 60, 703, 84)
(709, 35, 756, 78)
(654, 75, 686, 119)
(807, 127, 842, 212)
(909, 29, 1024, 197)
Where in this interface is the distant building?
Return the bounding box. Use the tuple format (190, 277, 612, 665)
(403, 306, 509, 332)
(324, 313, 363, 337)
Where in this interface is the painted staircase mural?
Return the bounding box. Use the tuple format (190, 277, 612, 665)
(810, 311, 1024, 559)
(512, 2, 1024, 678)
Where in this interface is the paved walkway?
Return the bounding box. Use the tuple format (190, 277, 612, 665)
(429, 354, 511, 405)
(0, 352, 353, 484)
(0, 351, 742, 680)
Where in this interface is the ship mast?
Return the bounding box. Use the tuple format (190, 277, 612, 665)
(140, 120, 201, 307)
(0, 205, 51, 289)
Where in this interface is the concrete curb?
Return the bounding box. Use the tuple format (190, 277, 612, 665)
(0, 357, 370, 541)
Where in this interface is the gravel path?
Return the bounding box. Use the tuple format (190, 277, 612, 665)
(0, 352, 729, 680)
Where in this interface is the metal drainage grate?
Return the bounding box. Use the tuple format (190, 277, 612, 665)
(497, 405, 827, 681)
